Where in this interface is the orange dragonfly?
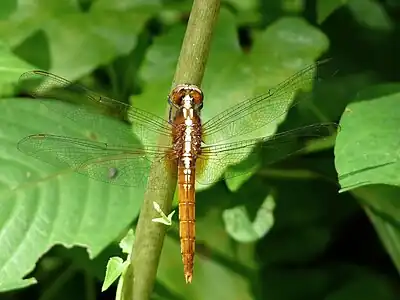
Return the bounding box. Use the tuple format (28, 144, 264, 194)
(17, 61, 337, 283)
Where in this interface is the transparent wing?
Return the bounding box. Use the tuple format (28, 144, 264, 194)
(202, 60, 330, 144)
(19, 71, 172, 145)
(196, 123, 338, 184)
(17, 134, 176, 189)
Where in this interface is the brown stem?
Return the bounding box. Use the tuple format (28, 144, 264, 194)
(123, 0, 221, 299)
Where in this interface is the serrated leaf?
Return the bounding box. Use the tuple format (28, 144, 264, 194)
(0, 99, 143, 291)
(102, 256, 126, 292)
(222, 193, 275, 243)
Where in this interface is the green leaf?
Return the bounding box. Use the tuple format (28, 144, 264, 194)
(3, 0, 157, 81)
(281, 0, 305, 13)
(0, 0, 16, 20)
(225, 157, 260, 192)
(102, 256, 126, 292)
(222, 193, 275, 243)
(152, 201, 175, 226)
(317, 0, 348, 24)
(91, 0, 161, 11)
(44, 8, 154, 79)
(0, 278, 37, 292)
(119, 229, 135, 255)
(335, 88, 400, 191)
(0, 0, 80, 47)
(224, 0, 258, 12)
(0, 42, 35, 95)
(348, 0, 393, 31)
(0, 99, 143, 291)
(223, 0, 260, 24)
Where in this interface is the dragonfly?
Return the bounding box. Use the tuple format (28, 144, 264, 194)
(17, 60, 338, 283)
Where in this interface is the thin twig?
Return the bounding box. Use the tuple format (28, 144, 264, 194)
(123, 0, 220, 299)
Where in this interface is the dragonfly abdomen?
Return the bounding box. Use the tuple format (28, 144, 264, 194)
(177, 162, 196, 284)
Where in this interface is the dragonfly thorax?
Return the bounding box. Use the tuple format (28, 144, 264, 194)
(171, 109, 203, 160)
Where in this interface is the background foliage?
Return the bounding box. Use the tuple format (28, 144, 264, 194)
(0, 0, 399, 299)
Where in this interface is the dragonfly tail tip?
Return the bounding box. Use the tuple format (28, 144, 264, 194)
(185, 273, 193, 284)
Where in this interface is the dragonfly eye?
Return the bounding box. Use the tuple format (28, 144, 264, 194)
(190, 90, 203, 106)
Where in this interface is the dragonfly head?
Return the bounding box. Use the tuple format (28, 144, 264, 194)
(169, 84, 203, 110)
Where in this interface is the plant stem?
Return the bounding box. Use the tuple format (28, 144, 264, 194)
(172, 0, 220, 86)
(124, 0, 220, 299)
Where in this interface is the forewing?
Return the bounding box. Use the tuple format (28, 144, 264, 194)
(196, 123, 338, 184)
(202, 60, 329, 144)
(17, 134, 175, 189)
(19, 71, 172, 145)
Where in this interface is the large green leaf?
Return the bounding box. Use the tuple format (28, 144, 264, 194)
(43, 5, 156, 78)
(335, 87, 400, 191)
(0, 99, 143, 291)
